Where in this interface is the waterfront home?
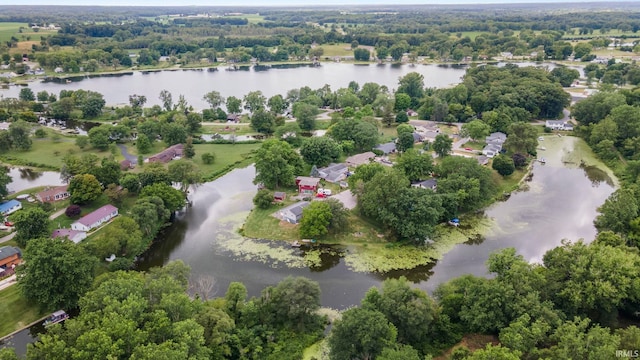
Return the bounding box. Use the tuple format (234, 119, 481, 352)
(279, 201, 310, 224)
(346, 152, 376, 167)
(0, 200, 22, 216)
(295, 176, 321, 196)
(485, 132, 507, 145)
(227, 114, 240, 123)
(71, 205, 118, 232)
(412, 179, 437, 191)
(482, 143, 502, 158)
(318, 163, 349, 183)
(147, 144, 183, 163)
(375, 142, 397, 155)
(0, 246, 21, 269)
(36, 185, 70, 203)
(545, 120, 574, 131)
(51, 229, 87, 244)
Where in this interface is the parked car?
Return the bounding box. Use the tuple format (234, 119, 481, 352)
(317, 189, 332, 196)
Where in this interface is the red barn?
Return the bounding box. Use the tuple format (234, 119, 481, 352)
(295, 176, 320, 196)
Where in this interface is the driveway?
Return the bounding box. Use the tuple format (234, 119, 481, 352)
(118, 144, 137, 164)
(328, 190, 357, 210)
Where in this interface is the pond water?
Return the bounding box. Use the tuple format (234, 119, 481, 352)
(0, 136, 614, 357)
(5, 167, 64, 194)
(1, 62, 580, 111)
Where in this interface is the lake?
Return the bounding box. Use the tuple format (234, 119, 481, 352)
(6, 167, 64, 194)
(1, 62, 580, 111)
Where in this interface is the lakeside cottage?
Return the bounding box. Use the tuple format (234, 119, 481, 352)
(412, 179, 437, 191)
(0, 200, 22, 216)
(36, 185, 70, 203)
(51, 229, 87, 244)
(273, 192, 286, 202)
(0, 246, 21, 269)
(279, 201, 310, 224)
(375, 142, 397, 155)
(147, 144, 183, 163)
(71, 205, 118, 232)
(482, 132, 507, 158)
(318, 163, 349, 183)
(295, 176, 321, 196)
(545, 120, 574, 131)
(346, 152, 376, 167)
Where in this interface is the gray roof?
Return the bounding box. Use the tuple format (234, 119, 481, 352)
(375, 142, 396, 154)
(282, 201, 310, 217)
(483, 143, 502, 152)
(486, 132, 507, 144)
(325, 171, 346, 183)
(414, 179, 437, 189)
(319, 163, 348, 177)
(0, 246, 21, 261)
(546, 120, 565, 125)
(346, 152, 376, 166)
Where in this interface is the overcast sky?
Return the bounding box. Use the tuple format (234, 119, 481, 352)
(10, 0, 635, 6)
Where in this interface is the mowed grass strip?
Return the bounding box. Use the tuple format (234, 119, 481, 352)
(0, 285, 49, 338)
(192, 143, 262, 177)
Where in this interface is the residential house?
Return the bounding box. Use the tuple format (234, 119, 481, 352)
(318, 163, 349, 183)
(147, 144, 184, 163)
(412, 179, 437, 191)
(0, 200, 22, 216)
(227, 114, 240, 123)
(375, 142, 397, 155)
(295, 176, 321, 196)
(406, 109, 418, 117)
(485, 132, 507, 145)
(0, 246, 21, 269)
(51, 229, 87, 244)
(278, 201, 310, 224)
(545, 120, 574, 131)
(482, 143, 502, 158)
(120, 159, 134, 170)
(0, 122, 10, 131)
(346, 152, 376, 167)
(36, 185, 70, 203)
(71, 205, 118, 232)
(273, 192, 286, 202)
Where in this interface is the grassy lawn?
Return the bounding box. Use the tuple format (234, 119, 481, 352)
(493, 166, 529, 194)
(462, 141, 485, 151)
(318, 44, 354, 57)
(224, 14, 266, 24)
(201, 124, 257, 135)
(0, 136, 120, 170)
(0, 22, 58, 44)
(192, 143, 262, 180)
(379, 125, 398, 142)
(0, 285, 49, 338)
(437, 124, 459, 135)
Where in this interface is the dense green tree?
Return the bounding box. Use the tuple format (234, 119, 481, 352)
(19, 88, 35, 102)
(354, 48, 371, 61)
(394, 93, 411, 112)
(201, 152, 215, 165)
(0, 132, 12, 152)
(140, 183, 185, 213)
(492, 154, 515, 176)
(120, 173, 141, 194)
(94, 157, 122, 186)
(550, 66, 580, 87)
(131, 196, 170, 238)
(394, 149, 433, 182)
(202, 91, 224, 109)
(104, 183, 128, 205)
(8, 121, 32, 151)
(467, 344, 522, 360)
(329, 307, 397, 360)
(161, 122, 187, 146)
(139, 162, 171, 187)
(397, 72, 425, 107)
(299, 201, 333, 238)
(328, 119, 379, 151)
(254, 139, 303, 189)
(79, 91, 105, 118)
(504, 123, 538, 155)
(243, 91, 266, 113)
(433, 134, 453, 157)
(136, 133, 152, 154)
(299, 136, 341, 167)
(167, 158, 199, 189)
(545, 317, 620, 359)
(225, 96, 242, 114)
(267, 94, 286, 115)
(260, 276, 322, 330)
(573, 43, 593, 59)
(252, 189, 273, 209)
(13, 207, 50, 248)
(397, 131, 415, 153)
(18, 237, 96, 310)
(594, 187, 639, 234)
(0, 167, 11, 200)
(88, 216, 145, 258)
(159, 89, 173, 111)
(292, 102, 318, 132)
(250, 108, 276, 134)
(363, 277, 438, 354)
(395, 111, 409, 124)
(377, 345, 421, 360)
(572, 91, 627, 125)
(461, 119, 491, 142)
(68, 174, 102, 204)
(436, 156, 497, 212)
(88, 125, 111, 151)
(348, 162, 386, 191)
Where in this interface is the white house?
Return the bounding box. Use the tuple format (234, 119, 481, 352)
(278, 201, 310, 224)
(51, 229, 87, 244)
(482, 143, 502, 158)
(545, 120, 574, 131)
(0, 200, 22, 216)
(71, 205, 118, 232)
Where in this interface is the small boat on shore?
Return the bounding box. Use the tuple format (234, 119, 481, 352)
(291, 241, 301, 248)
(43, 310, 69, 327)
(538, 158, 546, 164)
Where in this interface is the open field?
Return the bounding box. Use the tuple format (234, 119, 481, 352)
(0, 285, 49, 338)
(317, 44, 354, 57)
(0, 22, 58, 47)
(192, 143, 261, 180)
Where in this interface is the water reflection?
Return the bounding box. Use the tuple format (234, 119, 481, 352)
(581, 163, 614, 187)
(17, 168, 43, 181)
